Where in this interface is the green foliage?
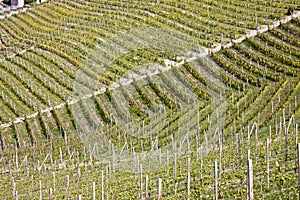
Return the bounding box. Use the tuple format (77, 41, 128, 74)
(0, 0, 299, 199)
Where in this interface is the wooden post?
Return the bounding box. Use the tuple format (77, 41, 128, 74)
(60, 147, 63, 163)
(247, 122, 250, 149)
(219, 130, 223, 177)
(101, 170, 104, 200)
(158, 178, 162, 200)
(92, 182, 96, 200)
(248, 149, 251, 160)
(173, 153, 177, 179)
(205, 130, 208, 154)
(200, 146, 203, 185)
(297, 143, 300, 195)
(145, 175, 149, 200)
(275, 113, 278, 135)
(39, 180, 42, 200)
(285, 122, 289, 163)
(296, 124, 298, 146)
(49, 188, 53, 200)
(255, 123, 258, 153)
(187, 155, 191, 199)
(247, 159, 254, 200)
(214, 161, 218, 200)
(279, 116, 282, 136)
(196, 134, 200, 161)
(139, 164, 143, 200)
(78, 167, 81, 184)
(78, 195, 82, 200)
(266, 138, 270, 188)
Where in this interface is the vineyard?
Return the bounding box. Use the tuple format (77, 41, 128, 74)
(0, 0, 299, 199)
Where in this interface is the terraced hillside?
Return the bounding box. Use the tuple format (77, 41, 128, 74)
(0, 0, 299, 199)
